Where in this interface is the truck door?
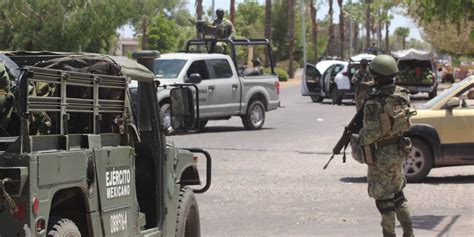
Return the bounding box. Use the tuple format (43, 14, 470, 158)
(94, 145, 137, 236)
(186, 60, 213, 117)
(205, 58, 240, 116)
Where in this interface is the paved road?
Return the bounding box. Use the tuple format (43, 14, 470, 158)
(169, 80, 474, 237)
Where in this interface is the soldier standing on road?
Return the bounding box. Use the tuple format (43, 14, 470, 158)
(353, 55, 416, 237)
(352, 59, 374, 111)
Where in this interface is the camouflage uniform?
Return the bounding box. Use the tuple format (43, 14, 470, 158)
(354, 54, 415, 237)
(211, 18, 235, 39)
(357, 84, 415, 237)
(0, 62, 14, 136)
(352, 68, 374, 111)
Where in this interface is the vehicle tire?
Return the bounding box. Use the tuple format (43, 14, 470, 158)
(241, 100, 265, 130)
(404, 138, 433, 183)
(47, 217, 81, 237)
(310, 95, 323, 103)
(176, 187, 200, 237)
(330, 86, 342, 105)
(160, 103, 174, 134)
(428, 88, 437, 99)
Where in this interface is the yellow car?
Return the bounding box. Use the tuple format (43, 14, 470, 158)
(406, 76, 474, 182)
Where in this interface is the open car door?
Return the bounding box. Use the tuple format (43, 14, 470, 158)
(302, 63, 324, 102)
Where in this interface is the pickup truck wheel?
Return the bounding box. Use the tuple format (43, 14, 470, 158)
(242, 100, 265, 130)
(311, 95, 323, 103)
(404, 138, 433, 183)
(330, 86, 342, 105)
(176, 187, 200, 237)
(47, 217, 81, 237)
(160, 103, 174, 134)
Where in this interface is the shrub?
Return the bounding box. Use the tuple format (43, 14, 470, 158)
(264, 67, 289, 81)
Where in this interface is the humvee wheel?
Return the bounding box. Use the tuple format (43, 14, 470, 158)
(47, 217, 81, 237)
(176, 187, 200, 237)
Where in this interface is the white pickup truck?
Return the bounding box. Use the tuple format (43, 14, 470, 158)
(155, 39, 280, 131)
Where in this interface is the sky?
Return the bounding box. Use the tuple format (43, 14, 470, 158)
(120, 0, 422, 41)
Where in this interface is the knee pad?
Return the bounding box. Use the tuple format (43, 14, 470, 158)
(376, 199, 395, 214)
(394, 191, 407, 208)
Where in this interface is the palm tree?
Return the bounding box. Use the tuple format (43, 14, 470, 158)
(230, 0, 235, 24)
(288, 0, 296, 78)
(364, 0, 372, 51)
(309, 0, 318, 61)
(394, 27, 410, 49)
(327, 0, 334, 57)
(337, 0, 344, 59)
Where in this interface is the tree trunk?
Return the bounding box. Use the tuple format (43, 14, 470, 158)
(288, 0, 295, 78)
(230, 0, 235, 24)
(365, 1, 370, 51)
(385, 21, 389, 53)
(196, 0, 203, 39)
(337, 0, 344, 59)
(141, 16, 148, 50)
(309, 0, 318, 61)
(327, 0, 334, 57)
(353, 22, 359, 53)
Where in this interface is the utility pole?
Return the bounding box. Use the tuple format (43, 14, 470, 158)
(211, 0, 215, 19)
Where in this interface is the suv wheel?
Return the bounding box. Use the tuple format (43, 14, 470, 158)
(404, 138, 433, 183)
(311, 95, 323, 103)
(242, 100, 265, 130)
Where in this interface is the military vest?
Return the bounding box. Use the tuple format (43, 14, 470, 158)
(371, 86, 415, 139)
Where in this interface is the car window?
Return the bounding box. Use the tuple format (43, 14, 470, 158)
(332, 65, 343, 76)
(455, 85, 474, 109)
(186, 60, 210, 80)
(154, 59, 187, 78)
(207, 59, 233, 79)
(306, 64, 320, 77)
(423, 79, 471, 109)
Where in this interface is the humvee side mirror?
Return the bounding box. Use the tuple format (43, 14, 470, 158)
(446, 97, 460, 110)
(186, 73, 202, 84)
(170, 87, 197, 131)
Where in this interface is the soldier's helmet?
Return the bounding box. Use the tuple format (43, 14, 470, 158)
(369, 54, 398, 77)
(216, 8, 224, 18)
(252, 58, 262, 67)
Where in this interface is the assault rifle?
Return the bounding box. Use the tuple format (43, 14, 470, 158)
(188, 19, 207, 33)
(323, 108, 364, 169)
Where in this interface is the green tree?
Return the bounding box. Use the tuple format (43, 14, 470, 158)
(235, 0, 265, 38)
(129, 0, 181, 49)
(0, 0, 132, 52)
(147, 13, 179, 53)
(394, 27, 410, 49)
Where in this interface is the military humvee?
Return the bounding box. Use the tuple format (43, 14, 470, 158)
(0, 51, 211, 236)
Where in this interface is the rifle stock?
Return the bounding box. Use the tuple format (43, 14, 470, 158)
(323, 109, 364, 169)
